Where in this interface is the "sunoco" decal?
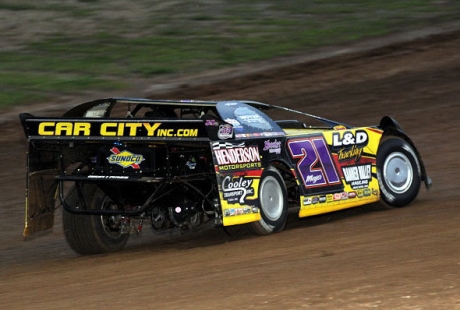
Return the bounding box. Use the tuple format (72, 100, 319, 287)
(107, 147, 144, 169)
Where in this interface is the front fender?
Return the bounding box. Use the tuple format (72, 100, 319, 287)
(379, 116, 432, 189)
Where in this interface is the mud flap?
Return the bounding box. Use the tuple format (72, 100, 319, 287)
(23, 169, 59, 237)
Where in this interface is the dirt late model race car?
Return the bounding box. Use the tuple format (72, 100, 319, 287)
(20, 98, 431, 255)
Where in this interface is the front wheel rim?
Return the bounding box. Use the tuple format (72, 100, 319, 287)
(383, 152, 413, 194)
(260, 175, 284, 221)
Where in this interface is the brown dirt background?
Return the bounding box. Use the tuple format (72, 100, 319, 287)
(1, 29, 460, 309)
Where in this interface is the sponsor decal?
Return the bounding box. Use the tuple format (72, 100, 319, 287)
(235, 133, 249, 138)
(332, 130, 368, 148)
(235, 132, 284, 138)
(153, 128, 198, 137)
(38, 121, 93, 136)
(303, 193, 347, 206)
(217, 162, 262, 171)
(224, 118, 242, 128)
(337, 145, 364, 162)
(348, 191, 357, 199)
(217, 124, 233, 140)
(84, 102, 110, 118)
(303, 196, 326, 206)
(341, 164, 372, 189)
(263, 139, 282, 154)
(212, 141, 245, 150)
(262, 132, 285, 137)
(213, 142, 261, 171)
(205, 119, 218, 126)
(234, 107, 272, 130)
(107, 147, 144, 169)
(222, 176, 255, 204)
(306, 174, 323, 184)
(88, 175, 129, 179)
(332, 130, 368, 162)
(185, 160, 197, 169)
(37, 121, 199, 137)
(224, 206, 258, 217)
(214, 146, 259, 164)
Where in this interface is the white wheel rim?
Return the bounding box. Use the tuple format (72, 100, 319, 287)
(260, 175, 283, 221)
(383, 152, 413, 194)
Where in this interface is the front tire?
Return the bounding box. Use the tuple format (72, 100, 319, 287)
(377, 138, 421, 207)
(249, 166, 288, 235)
(63, 184, 129, 255)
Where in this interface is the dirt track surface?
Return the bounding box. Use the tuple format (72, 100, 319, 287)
(1, 31, 460, 309)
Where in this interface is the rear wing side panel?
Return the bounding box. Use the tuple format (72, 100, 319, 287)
(23, 142, 60, 237)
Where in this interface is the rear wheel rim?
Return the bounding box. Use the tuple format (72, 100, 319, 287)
(260, 175, 284, 221)
(383, 152, 413, 194)
(99, 197, 124, 239)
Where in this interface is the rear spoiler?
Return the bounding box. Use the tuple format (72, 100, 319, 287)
(20, 115, 210, 142)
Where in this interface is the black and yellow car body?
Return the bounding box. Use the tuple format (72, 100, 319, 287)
(20, 98, 431, 255)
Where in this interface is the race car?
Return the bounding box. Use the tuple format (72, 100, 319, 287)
(20, 98, 431, 255)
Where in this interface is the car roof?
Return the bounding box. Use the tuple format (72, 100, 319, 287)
(63, 97, 271, 117)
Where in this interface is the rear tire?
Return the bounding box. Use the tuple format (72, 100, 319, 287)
(249, 166, 288, 235)
(63, 184, 129, 255)
(377, 138, 421, 207)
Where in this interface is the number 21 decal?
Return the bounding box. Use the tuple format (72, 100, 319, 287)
(288, 137, 340, 188)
